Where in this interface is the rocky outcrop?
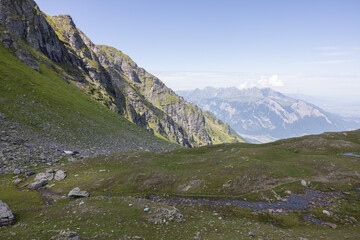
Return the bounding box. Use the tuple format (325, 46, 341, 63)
(0, 0, 243, 147)
(0, 200, 15, 227)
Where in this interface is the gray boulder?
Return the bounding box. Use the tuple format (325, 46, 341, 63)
(0, 200, 15, 227)
(68, 187, 89, 198)
(34, 172, 47, 181)
(35, 172, 54, 181)
(54, 170, 66, 181)
(28, 179, 48, 190)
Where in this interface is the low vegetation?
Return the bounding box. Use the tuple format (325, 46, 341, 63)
(1, 130, 359, 239)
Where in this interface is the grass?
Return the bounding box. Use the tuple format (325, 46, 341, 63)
(0, 129, 360, 239)
(0, 44, 177, 151)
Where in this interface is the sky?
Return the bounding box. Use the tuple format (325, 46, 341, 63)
(36, 0, 360, 100)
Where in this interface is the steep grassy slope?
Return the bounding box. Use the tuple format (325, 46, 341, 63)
(0, 130, 359, 239)
(0, 44, 178, 153)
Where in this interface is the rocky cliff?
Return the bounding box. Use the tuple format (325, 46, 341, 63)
(0, 0, 243, 147)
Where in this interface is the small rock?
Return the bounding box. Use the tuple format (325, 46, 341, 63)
(28, 179, 48, 190)
(25, 171, 35, 177)
(13, 169, 21, 175)
(326, 223, 337, 229)
(51, 229, 81, 240)
(0, 200, 15, 227)
(248, 231, 255, 237)
(285, 190, 292, 195)
(68, 187, 89, 198)
(322, 210, 331, 216)
(349, 216, 358, 223)
(64, 151, 79, 156)
(46, 169, 55, 174)
(12, 178, 22, 184)
(54, 170, 66, 181)
(144, 208, 150, 212)
(300, 180, 307, 187)
(34, 173, 47, 181)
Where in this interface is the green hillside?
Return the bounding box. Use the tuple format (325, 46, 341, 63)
(0, 44, 178, 153)
(0, 129, 359, 239)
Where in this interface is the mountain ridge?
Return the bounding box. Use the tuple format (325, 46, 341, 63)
(0, 0, 243, 147)
(178, 86, 360, 143)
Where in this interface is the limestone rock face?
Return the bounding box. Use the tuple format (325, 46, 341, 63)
(0, 0, 243, 147)
(0, 200, 15, 227)
(0, 0, 64, 63)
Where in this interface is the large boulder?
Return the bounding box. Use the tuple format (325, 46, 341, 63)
(68, 187, 89, 198)
(0, 200, 15, 227)
(35, 171, 54, 181)
(54, 170, 66, 181)
(28, 179, 48, 190)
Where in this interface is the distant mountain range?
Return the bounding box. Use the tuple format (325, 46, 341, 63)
(177, 87, 360, 143)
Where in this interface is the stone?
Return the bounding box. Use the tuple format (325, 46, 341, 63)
(0, 200, 15, 227)
(46, 169, 55, 173)
(322, 210, 331, 216)
(54, 170, 66, 181)
(45, 172, 55, 181)
(300, 180, 307, 187)
(28, 179, 48, 190)
(34, 172, 47, 181)
(35, 172, 54, 181)
(326, 223, 337, 229)
(248, 231, 255, 237)
(25, 171, 35, 177)
(144, 208, 150, 212)
(12, 178, 22, 184)
(68, 187, 89, 198)
(13, 169, 21, 175)
(51, 229, 81, 240)
(64, 151, 79, 155)
(147, 207, 183, 224)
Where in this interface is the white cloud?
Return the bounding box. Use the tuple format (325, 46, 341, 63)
(237, 81, 256, 89)
(257, 75, 284, 88)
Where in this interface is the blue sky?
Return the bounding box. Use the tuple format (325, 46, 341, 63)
(36, 0, 360, 99)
